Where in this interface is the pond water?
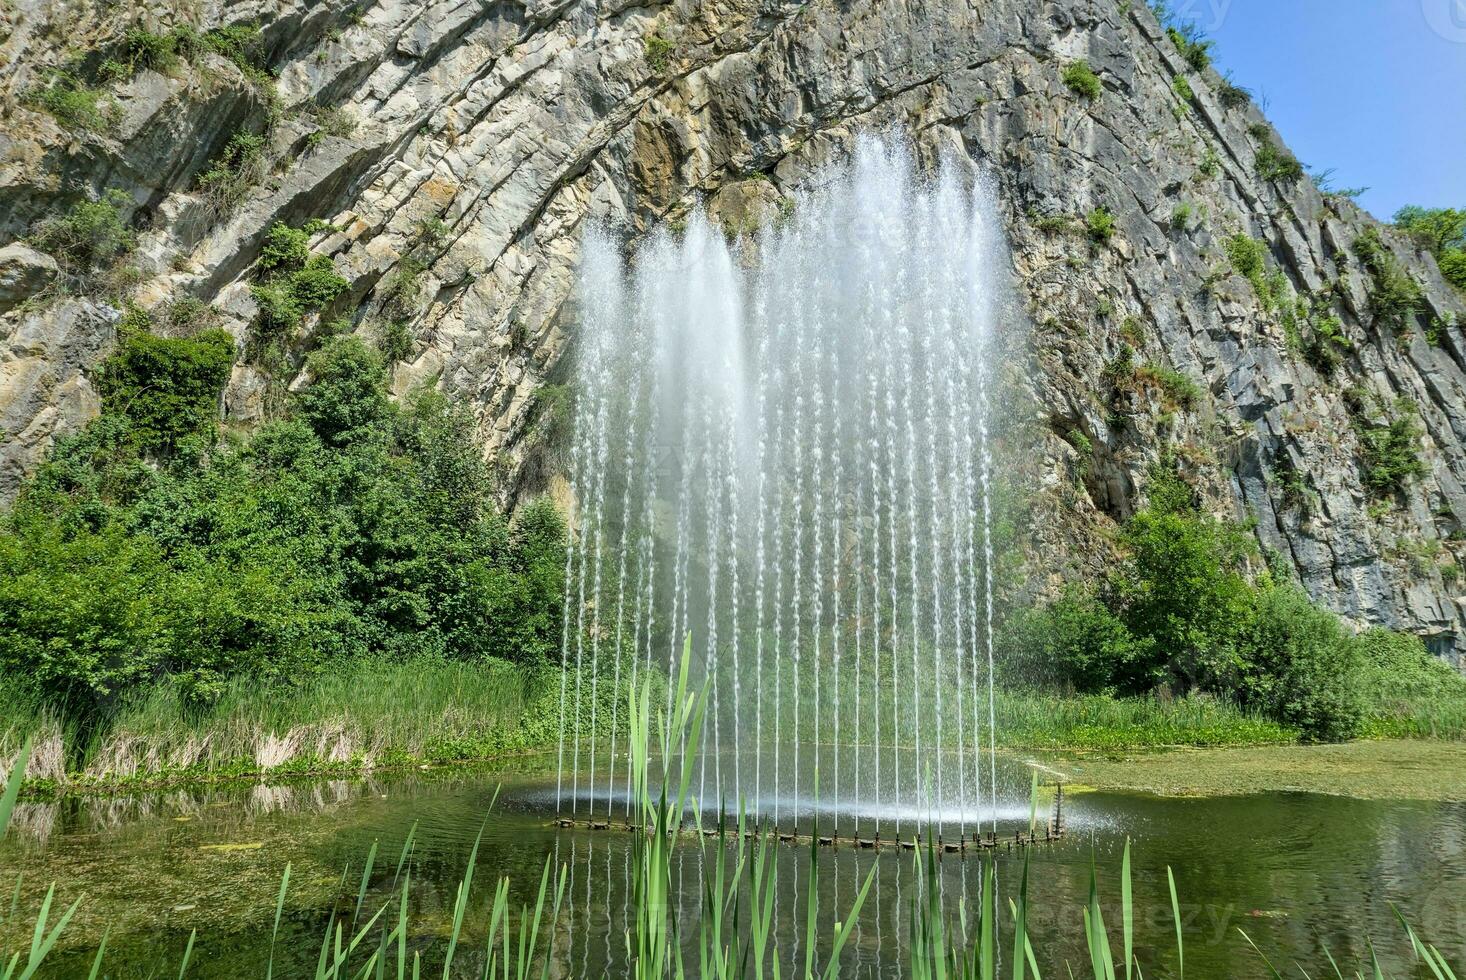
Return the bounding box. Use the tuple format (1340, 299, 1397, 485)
(2, 755, 1462, 979)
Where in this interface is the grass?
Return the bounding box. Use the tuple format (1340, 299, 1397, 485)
(2, 638, 1459, 978)
(3, 658, 629, 797)
(996, 690, 1297, 749)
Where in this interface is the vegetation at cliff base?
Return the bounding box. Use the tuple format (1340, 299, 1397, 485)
(1004, 461, 1466, 742)
(0, 332, 567, 778)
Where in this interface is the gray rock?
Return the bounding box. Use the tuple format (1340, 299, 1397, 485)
(0, 244, 57, 311)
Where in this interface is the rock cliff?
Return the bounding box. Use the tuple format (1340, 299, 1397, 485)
(2, 0, 1464, 659)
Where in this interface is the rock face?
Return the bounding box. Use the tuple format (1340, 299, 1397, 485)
(0, 244, 57, 311)
(2, 0, 1464, 660)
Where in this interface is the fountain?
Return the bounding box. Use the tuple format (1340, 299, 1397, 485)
(555, 135, 1015, 844)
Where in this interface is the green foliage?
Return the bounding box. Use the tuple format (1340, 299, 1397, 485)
(1246, 583, 1367, 740)
(1170, 73, 1194, 105)
(118, 27, 186, 75)
(97, 329, 235, 456)
(201, 23, 269, 79)
(290, 254, 349, 307)
(1353, 227, 1424, 333)
(196, 131, 267, 217)
(380, 255, 428, 318)
(644, 33, 674, 74)
(25, 70, 117, 132)
(1254, 142, 1305, 183)
(1139, 362, 1202, 409)
(378, 318, 414, 363)
(1001, 455, 1458, 743)
(1005, 589, 1140, 693)
(1085, 206, 1116, 243)
(1353, 400, 1426, 498)
(1217, 73, 1251, 109)
(1441, 250, 1466, 291)
(31, 189, 136, 277)
(1393, 205, 1466, 255)
(416, 216, 450, 248)
(257, 220, 311, 274)
(1, 334, 566, 717)
(250, 222, 348, 337)
(1223, 233, 1288, 310)
(1111, 499, 1258, 693)
(1062, 60, 1102, 101)
(1301, 308, 1351, 377)
(1166, 23, 1214, 72)
(1170, 201, 1193, 230)
(1394, 205, 1466, 291)
(249, 279, 303, 335)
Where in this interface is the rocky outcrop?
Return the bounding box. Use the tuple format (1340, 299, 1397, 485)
(0, 244, 56, 311)
(1, 0, 1464, 660)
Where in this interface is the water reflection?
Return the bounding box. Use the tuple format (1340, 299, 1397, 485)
(2, 768, 1462, 979)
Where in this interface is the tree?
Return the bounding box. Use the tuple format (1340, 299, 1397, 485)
(1246, 583, 1366, 741)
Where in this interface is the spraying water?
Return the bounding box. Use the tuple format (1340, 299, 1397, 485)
(558, 135, 1008, 837)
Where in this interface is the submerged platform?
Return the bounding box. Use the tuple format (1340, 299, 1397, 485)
(552, 785, 1066, 855)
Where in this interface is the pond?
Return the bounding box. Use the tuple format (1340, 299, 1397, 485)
(2, 753, 1463, 978)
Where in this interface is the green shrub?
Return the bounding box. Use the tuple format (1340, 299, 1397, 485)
(289, 254, 349, 308)
(1302, 310, 1352, 377)
(416, 216, 450, 248)
(379, 319, 414, 363)
(1222, 233, 1288, 309)
(1393, 205, 1466, 256)
(250, 222, 348, 336)
(1140, 363, 1202, 409)
(1085, 206, 1116, 243)
(1245, 583, 1367, 741)
(1217, 74, 1251, 108)
(31, 189, 136, 275)
(250, 280, 302, 335)
(644, 33, 674, 74)
(1354, 401, 1426, 498)
(1255, 142, 1305, 183)
(202, 23, 268, 79)
(258, 221, 311, 274)
(1166, 24, 1213, 72)
(1, 330, 567, 714)
(119, 27, 184, 74)
(1062, 60, 1102, 101)
(1394, 205, 1466, 292)
(26, 70, 117, 132)
(1003, 589, 1140, 693)
(97, 330, 235, 456)
(381, 255, 428, 317)
(1171, 74, 1194, 105)
(1353, 227, 1424, 333)
(1441, 250, 1466, 291)
(197, 131, 267, 217)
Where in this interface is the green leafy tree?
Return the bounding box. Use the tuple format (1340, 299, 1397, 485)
(1245, 583, 1366, 741)
(98, 329, 235, 455)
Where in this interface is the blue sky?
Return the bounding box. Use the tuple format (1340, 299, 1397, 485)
(1180, 0, 1466, 220)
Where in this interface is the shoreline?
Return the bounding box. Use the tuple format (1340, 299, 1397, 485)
(12, 733, 1464, 804)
